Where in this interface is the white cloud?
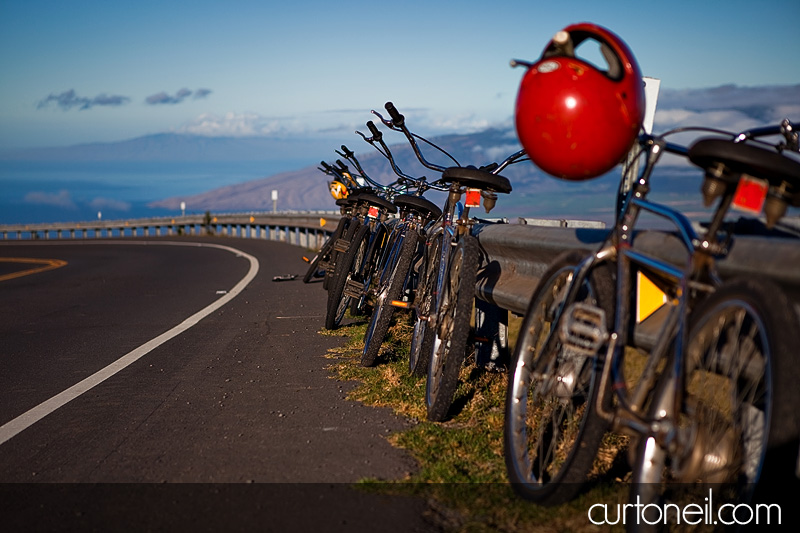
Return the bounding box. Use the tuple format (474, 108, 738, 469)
(174, 108, 513, 139)
(775, 104, 800, 119)
(474, 143, 523, 162)
(24, 190, 77, 209)
(653, 83, 799, 134)
(654, 108, 760, 133)
(176, 112, 307, 137)
(424, 113, 492, 133)
(89, 197, 131, 211)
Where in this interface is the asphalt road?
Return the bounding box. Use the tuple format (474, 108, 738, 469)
(0, 237, 438, 532)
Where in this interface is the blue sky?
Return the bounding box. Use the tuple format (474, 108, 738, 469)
(1, 0, 798, 149)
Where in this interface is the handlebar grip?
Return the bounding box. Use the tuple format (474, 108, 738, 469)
(335, 159, 349, 171)
(367, 121, 382, 141)
(320, 161, 332, 171)
(385, 102, 404, 126)
(340, 145, 354, 158)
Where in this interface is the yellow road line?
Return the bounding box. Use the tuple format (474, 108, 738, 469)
(0, 258, 68, 282)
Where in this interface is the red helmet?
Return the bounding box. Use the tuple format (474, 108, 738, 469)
(515, 23, 646, 180)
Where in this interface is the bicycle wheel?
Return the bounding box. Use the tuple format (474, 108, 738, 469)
(361, 229, 419, 367)
(325, 224, 369, 330)
(324, 218, 360, 291)
(425, 234, 479, 422)
(408, 235, 442, 377)
(350, 222, 390, 317)
(303, 218, 345, 283)
(303, 250, 323, 284)
(628, 277, 799, 532)
(504, 250, 615, 505)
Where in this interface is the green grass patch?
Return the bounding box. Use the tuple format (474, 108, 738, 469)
(321, 313, 630, 532)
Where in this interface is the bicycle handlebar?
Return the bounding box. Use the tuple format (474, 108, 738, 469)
(385, 101, 404, 127)
(734, 118, 798, 152)
(353, 118, 449, 195)
(373, 102, 457, 172)
(375, 101, 529, 176)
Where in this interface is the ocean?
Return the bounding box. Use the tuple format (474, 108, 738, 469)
(0, 159, 307, 225)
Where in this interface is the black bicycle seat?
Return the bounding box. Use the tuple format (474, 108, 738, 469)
(689, 139, 800, 206)
(393, 194, 443, 220)
(441, 166, 513, 194)
(355, 192, 398, 214)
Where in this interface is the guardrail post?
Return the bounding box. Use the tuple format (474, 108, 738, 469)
(473, 298, 510, 370)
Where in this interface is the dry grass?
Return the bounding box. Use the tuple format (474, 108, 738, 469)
(320, 312, 630, 532)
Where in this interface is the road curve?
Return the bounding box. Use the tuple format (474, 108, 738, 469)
(0, 237, 437, 532)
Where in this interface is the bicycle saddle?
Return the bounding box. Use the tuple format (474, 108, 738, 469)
(354, 192, 398, 214)
(689, 139, 800, 207)
(392, 194, 443, 220)
(441, 166, 513, 194)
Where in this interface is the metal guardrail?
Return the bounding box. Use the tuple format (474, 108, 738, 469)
(0, 211, 341, 250)
(4, 210, 798, 316)
(474, 222, 800, 316)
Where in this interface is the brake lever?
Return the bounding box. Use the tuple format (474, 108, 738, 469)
(781, 118, 799, 152)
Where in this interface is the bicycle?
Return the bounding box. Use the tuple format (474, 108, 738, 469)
(301, 161, 361, 284)
(373, 102, 525, 421)
(351, 125, 445, 368)
(503, 118, 800, 524)
(324, 132, 423, 331)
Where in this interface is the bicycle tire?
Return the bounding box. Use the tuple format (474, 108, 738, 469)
(361, 229, 419, 367)
(504, 250, 615, 505)
(324, 218, 360, 291)
(627, 277, 800, 532)
(409, 235, 442, 377)
(303, 217, 345, 283)
(425, 234, 479, 422)
(303, 251, 323, 284)
(325, 224, 369, 330)
(350, 222, 390, 317)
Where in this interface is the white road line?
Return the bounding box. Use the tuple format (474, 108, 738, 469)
(0, 241, 259, 446)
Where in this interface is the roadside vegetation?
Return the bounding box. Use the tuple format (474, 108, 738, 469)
(320, 315, 630, 532)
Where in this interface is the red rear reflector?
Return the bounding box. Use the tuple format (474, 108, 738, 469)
(465, 188, 481, 208)
(368, 206, 379, 218)
(732, 175, 768, 215)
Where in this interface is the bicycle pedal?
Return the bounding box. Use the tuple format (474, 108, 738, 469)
(343, 278, 365, 298)
(559, 302, 608, 356)
(333, 238, 350, 253)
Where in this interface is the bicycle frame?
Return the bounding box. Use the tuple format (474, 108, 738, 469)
(535, 134, 736, 454)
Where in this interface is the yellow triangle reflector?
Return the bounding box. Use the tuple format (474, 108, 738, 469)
(636, 271, 667, 323)
(320, 218, 327, 227)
